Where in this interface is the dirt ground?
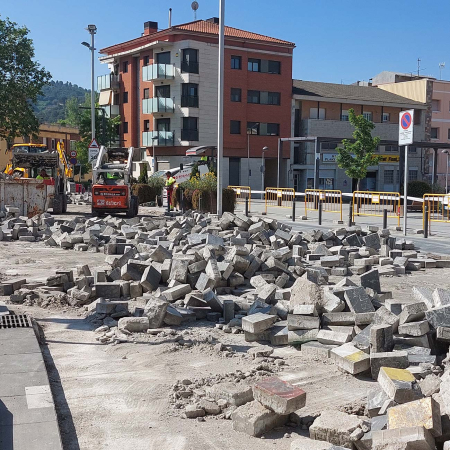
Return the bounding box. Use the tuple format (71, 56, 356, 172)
(1, 211, 450, 450)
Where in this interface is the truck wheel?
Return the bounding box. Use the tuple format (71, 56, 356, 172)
(53, 194, 63, 214)
(133, 195, 139, 216)
(126, 197, 138, 218)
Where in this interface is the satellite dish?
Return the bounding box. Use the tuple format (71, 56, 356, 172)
(191, 1, 199, 19)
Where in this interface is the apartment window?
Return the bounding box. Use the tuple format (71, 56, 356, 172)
(231, 88, 241, 102)
(385, 145, 399, 152)
(248, 58, 261, 72)
(321, 142, 338, 150)
(408, 146, 417, 153)
(382, 113, 390, 122)
(143, 55, 150, 66)
(431, 127, 439, 139)
(247, 122, 260, 135)
(69, 140, 76, 151)
(267, 92, 281, 105)
(123, 91, 129, 104)
(143, 88, 150, 99)
(113, 92, 120, 105)
(181, 83, 199, 107)
(409, 169, 418, 181)
(363, 111, 373, 122)
(230, 120, 241, 135)
(266, 123, 280, 136)
(144, 120, 150, 132)
(182, 117, 199, 141)
(432, 99, 441, 112)
(181, 48, 199, 74)
(341, 110, 349, 121)
(310, 108, 326, 120)
(268, 60, 281, 74)
(122, 61, 129, 73)
(448, 128, 450, 140)
(247, 90, 260, 104)
(384, 170, 394, 184)
(123, 122, 129, 134)
(231, 55, 241, 70)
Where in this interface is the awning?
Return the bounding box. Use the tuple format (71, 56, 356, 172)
(99, 90, 112, 106)
(186, 146, 217, 156)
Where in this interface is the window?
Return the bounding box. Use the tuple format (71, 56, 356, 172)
(181, 83, 199, 107)
(143, 55, 150, 66)
(230, 120, 241, 134)
(248, 58, 261, 72)
(409, 169, 418, 181)
(181, 48, 199, 73)
(321, 142, 338, 150)
(266, 123, 280, 136)
(385, 145, 399, 152)
(156, 52, 170, 65)
(123, 91, 128, 104)
(382, 113, 390, 122)
(341, 110, 349, 121)
(268, 60, 281, 74)
(408, 146, 417, 153)
(247, 90, 260, 104)
(431, 127, 439, 139)
(384, 170, 394, 184)
(363, 111, 373, 122)
(432, 99, 441, 112)
(143, 88, 150, 99)
(231, 55, 241, 70)
(51, 139, 56, 150)
(182, 117, 199, 141)
(155, 85, 170, 98)
(123, 122, 129, 134)
(310, 108, 325, 119)
(267, 92, 281, 106)
(247, 122, 260, 135)
(113, 92, 120, 105)
(122, 61, 129, 73)
(70, 140, 76, 151)
(144, 120, 150, 132)
(231, 88, 241, 102)
(448, 128, 450, 140)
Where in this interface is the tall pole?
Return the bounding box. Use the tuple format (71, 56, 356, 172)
(403, 145, 409, 236)
(216, 0, 225, 216)
(446, 152, 449, 193)
(261, 151, 265, 200)
(247, 131, 250, 186)
(88, 25, 97, 141)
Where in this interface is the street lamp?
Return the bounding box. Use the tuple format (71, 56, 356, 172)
(261, 146, 269, 199)
(443, 150, 449, 193)
(247, 123, 259, 186)
(81, 24, 97, 141)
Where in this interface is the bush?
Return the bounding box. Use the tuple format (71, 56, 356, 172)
(223, 188, 236, 213)
(148, 176, 165, 195)
(407, 181, 432, 198)
(132, 184, 153, 204)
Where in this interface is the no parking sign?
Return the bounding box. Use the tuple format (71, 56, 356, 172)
(399, 110, 414, 146)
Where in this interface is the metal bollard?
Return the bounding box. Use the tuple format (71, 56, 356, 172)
(292, 199, 296, 222)
(199, 195, 202, 212)
(424, 206, 429, 239)
(180, 189, 184, 214)
(245, 197, 249, 217)
(383, 208, 388, 229)
(167, 190, 171, 214)
(318, 201, 323, 225)
(348, 201, 353, 227)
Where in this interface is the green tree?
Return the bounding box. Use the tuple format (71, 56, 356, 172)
(336, 108, 382, 191)
(0, 17, 51, 145)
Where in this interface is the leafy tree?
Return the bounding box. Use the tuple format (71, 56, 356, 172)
(336, 108, 382, 191)
(0, 16, 51, 145)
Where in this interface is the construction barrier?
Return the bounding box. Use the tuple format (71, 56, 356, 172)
(352, 191, 401, 227)
(422, 193, 450, 231)
(305, 189, 343, 221)
(228, 186, 251, 209)
(265, 187, 295, 214)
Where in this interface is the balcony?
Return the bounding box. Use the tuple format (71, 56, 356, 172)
(142, 97, 175, 114)
(97, 73, 120, 91)
(181, 96, 199, 108)
(142, 131, 175, 147)
(142, 64, 175, 81)
(102, 104, 119, 118)
(181, 129, 199, 141)
(181, 61, 199, 74)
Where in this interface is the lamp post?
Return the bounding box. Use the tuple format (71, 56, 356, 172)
(152, 135, 159, 173)
(261, 146, 269, 199)
(247, 123, 259, 186)
(443, 150, 449, 193)
(81, 24, 97, 141)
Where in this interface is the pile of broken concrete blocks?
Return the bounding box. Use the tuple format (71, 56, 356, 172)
(0, 212, 55, 242)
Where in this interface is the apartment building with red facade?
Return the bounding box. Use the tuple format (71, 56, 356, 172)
(98, 17, 295, 189)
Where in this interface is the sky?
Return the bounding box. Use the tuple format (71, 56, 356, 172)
(2, 0, 450, 89)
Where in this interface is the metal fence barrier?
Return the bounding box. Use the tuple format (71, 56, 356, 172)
(305, 189, 343, 221)
(353, 191, 401, 227)
(422, 193, 450, 231)
(265, 187, 295, 214)
(228, 185, 251, 209)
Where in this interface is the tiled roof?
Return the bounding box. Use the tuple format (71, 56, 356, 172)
(292, 80, 425, 106)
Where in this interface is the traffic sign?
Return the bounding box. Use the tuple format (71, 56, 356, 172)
(88, 138, 100, 164)
(399, 110, 414, 146)
(88, 138, 99, 149)
(69, 157, 77, 165)
(70, 150, 77, 158)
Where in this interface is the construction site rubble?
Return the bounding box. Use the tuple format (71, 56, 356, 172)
(2, 209, 450, 448)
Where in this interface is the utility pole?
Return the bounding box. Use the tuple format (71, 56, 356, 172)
(417, 58, 421, 77)
(86, 25, 97, 140)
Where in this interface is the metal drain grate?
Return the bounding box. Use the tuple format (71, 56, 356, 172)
(0, 314, 32, 329)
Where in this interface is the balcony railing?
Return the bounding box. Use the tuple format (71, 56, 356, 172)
(142, 97, 175, 114)
(142, 64, 175, 81)
(181, 96, 199, 108)
(142, 131, 175, 147)
(97, 73, 120, 91)
(181, 61, 199, 74)
(181, 129, 199, 141)
(102, 105, 120, 118)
